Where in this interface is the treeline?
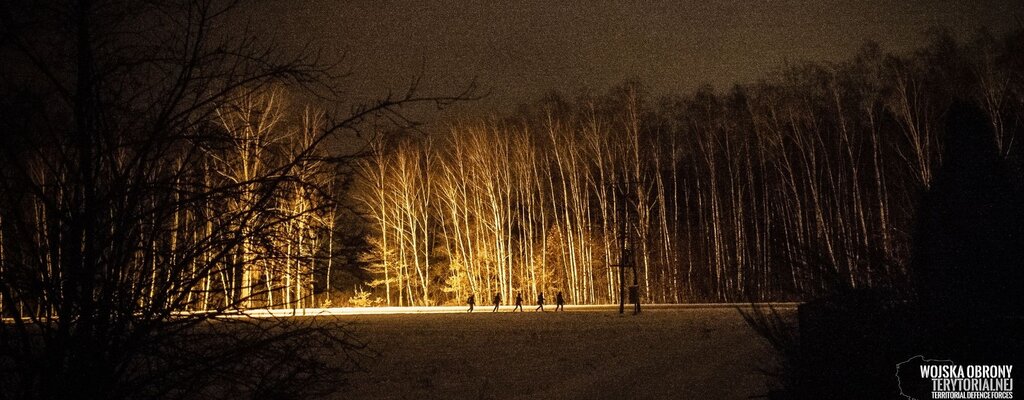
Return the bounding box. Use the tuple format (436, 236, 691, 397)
(4, 28, 1020, 316)
(0, 84, 344, 318)
(353, 30, 1024, 305)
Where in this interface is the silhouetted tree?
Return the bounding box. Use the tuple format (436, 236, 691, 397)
(0, 1, 470, 399)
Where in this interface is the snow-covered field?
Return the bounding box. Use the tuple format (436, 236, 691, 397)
(331, 305, 794, 399)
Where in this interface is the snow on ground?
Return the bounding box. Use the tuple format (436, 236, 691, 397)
(330, 305, 794, 399)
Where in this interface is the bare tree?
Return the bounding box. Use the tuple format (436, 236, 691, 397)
(346, 29, 1023, 309)
(0, 1, 471, 399)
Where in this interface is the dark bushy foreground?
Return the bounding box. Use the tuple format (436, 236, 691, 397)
(744, 102, 1024, 399)
(0, 316, 367, 400)
(752, 293, 1023, 400)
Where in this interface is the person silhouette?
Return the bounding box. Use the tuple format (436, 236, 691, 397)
(513, 292, 524, 312)
(467, 293, 475, 312)
(555, 291, 565, 311)
(492, 292, 502, 312)
(912, 101, 1024, 352)
(535, 292, 545, 312)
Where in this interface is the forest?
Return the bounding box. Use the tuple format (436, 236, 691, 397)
(351, 30, 1024, 305)
(2, 23, 1023, 318)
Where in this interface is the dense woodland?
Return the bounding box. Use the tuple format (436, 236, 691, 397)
(352, 30, 1024, 305)
(3, 26, 1024, 319)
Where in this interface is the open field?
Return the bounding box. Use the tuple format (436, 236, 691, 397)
(330, 305, 795, 399)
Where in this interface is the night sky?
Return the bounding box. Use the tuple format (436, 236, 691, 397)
(250, 0, 1022, 118)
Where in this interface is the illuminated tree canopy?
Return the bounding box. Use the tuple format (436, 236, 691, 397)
(352, 32, 1024, 305)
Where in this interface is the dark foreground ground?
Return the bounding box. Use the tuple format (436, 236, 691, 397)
(332, 305, 792, 399)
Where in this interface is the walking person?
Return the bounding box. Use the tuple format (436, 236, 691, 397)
(535, 292, 545, 312)
(492, 292, 502, 312)
(513, 292, 524, 312)
(467, 293, 475, 312)
(555, 291, 565, 311)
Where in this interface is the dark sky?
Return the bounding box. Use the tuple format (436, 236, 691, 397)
(251, 0, 1023, 118)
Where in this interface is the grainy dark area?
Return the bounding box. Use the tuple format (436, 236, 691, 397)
(340, 307, 785, 399)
